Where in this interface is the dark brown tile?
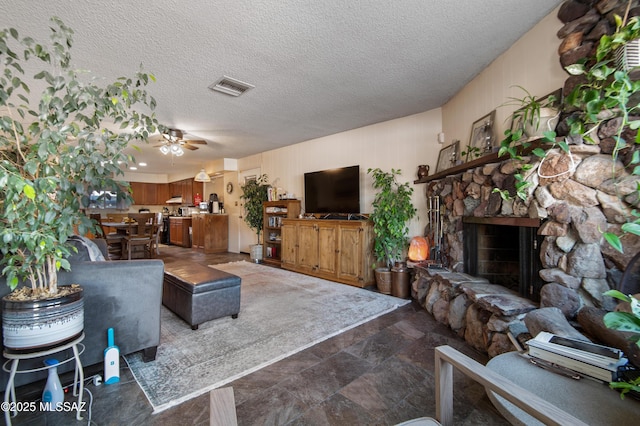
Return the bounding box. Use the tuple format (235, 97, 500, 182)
(279, 351, 373, 406)
(3, 247, 510, 425)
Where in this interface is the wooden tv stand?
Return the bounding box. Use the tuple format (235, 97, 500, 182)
(280, 218, 375, 287)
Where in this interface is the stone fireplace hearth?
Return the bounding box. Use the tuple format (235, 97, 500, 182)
(411, 149, 639, 356)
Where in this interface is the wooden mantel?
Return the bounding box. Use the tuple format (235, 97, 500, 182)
(414, 138, 549, 184)
(414, 151, 505, 184)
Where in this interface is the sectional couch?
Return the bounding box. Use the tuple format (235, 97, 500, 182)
(0, 237, 164, 389)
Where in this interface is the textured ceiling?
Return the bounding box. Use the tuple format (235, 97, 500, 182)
(1, 0, 562, 175)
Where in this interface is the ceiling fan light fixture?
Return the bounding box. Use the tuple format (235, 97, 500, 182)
(170, 144, 183, 155)
(160, 145, 170, 155)
(194, 168, 212, 182)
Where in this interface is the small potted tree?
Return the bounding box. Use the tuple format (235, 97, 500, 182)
(240, 174, 270, 263)
(0, 18, 160, 351)
(367, 168, 417, 295)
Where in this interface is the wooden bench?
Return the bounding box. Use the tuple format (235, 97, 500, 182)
(162, 264, 241, 330)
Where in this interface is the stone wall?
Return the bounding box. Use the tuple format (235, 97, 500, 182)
(412, 0, 640, 356)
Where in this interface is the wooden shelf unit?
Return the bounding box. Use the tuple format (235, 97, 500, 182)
(262, 200, 301, 266)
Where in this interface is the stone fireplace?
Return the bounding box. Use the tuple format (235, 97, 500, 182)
(411, 148, 639, 356)
(409, 0, 640, 358)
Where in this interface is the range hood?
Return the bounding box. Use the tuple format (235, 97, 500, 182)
(166, 196, 183, 204)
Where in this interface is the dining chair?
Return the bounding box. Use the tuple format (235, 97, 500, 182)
(149, 212, 163, 256)
(122, 213, 156, 260)
(91, 214, 124, 260)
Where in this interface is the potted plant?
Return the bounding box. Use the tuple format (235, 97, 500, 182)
(502, 85, 560, 139)
(240, 174, 270, 263)
(367, 168, 417, 295)
(0, 18, 160, 351)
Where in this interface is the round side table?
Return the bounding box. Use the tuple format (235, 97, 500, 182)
(3, 332, 85, 425)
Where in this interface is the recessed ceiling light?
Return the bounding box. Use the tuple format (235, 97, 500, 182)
(139, 162, 147, 167)
(130, 166, 138, 170)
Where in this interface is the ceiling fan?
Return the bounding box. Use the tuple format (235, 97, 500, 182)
(153, 128, 207, 155)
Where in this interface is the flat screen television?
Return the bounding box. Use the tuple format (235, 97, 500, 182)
(304, 165, 360, 214)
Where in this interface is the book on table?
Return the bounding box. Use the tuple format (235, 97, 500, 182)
(526, 331, 629, 383)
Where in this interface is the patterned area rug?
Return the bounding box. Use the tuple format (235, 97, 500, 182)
(125, 261, 409, 413)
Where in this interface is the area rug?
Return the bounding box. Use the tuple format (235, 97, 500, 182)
(125, 261, 409, 413)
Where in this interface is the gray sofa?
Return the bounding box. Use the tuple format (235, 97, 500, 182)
(0, 238, 164, 389)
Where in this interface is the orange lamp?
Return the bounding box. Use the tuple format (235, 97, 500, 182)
(408, 236, 430, 261)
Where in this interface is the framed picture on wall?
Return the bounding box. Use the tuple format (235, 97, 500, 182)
(436, 140, 459, 173)
(468, 110, 496, 154)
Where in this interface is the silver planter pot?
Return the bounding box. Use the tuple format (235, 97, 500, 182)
(2, 286, 84, 353)
(250, 244, 264, 264)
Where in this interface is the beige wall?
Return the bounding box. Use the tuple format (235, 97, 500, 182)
(239, 6, 565, 240)
(442, 8, 566, 148)
(256, 108, 443, 238)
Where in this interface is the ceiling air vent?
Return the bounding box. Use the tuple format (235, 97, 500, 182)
(208, 76, 254, 97)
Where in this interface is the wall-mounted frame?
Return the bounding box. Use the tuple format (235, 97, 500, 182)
(468, 110, 496, 155)
(436, 139, 460, 173)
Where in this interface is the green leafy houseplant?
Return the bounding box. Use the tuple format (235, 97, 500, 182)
(0, 17, 159, 297)
(240, 174, 270, 245)
(496, 13, 640, 252)
(603, 290, 640, 399)
(367, 168, 417, 269)
(502, 85, 560, 137)
(561, 13, 640, 253)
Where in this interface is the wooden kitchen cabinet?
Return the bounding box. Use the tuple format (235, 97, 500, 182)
(128, 182, 171, 205)
(129, 182, 157, 205)
(192, 214, 228, 253)
(156, 183, 170, 204)
(281, 218, 375, 287)
(167, 179, 204, 205)
(169, 217, 192, 247)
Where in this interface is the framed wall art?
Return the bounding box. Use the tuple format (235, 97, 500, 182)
(468, 110, 496, 155)
(436, 139, 459, 173)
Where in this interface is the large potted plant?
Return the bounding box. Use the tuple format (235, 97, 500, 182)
(0, 18, 160, 351)
(240, 174, 270, 263)
(367, 168, 417, 295)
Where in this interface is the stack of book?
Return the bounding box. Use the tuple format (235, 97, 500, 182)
(526, 332, 629, 383)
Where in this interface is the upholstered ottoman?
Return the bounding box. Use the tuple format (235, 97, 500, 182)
(162, 264, 241, 330)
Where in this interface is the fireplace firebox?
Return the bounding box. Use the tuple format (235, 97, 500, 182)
(463, 217, 544, 302)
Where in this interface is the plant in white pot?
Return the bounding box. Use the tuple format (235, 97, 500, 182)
(367, 168, 417, 295)
(0, 18, 160, 351)
(240, 174, 270, 263)
(502, 85, 560, 139)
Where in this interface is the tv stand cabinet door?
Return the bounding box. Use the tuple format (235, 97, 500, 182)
(336, 224, 363, 284)
(317, 222, 337, 276)
(297, 222, 318, 274)
(281, 223, 297, 267)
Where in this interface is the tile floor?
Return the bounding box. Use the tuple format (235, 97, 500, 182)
(3, 246, 509, 425)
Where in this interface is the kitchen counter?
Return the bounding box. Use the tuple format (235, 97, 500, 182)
(169, 217, 192, 247)
(192, 214, 229, 253)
